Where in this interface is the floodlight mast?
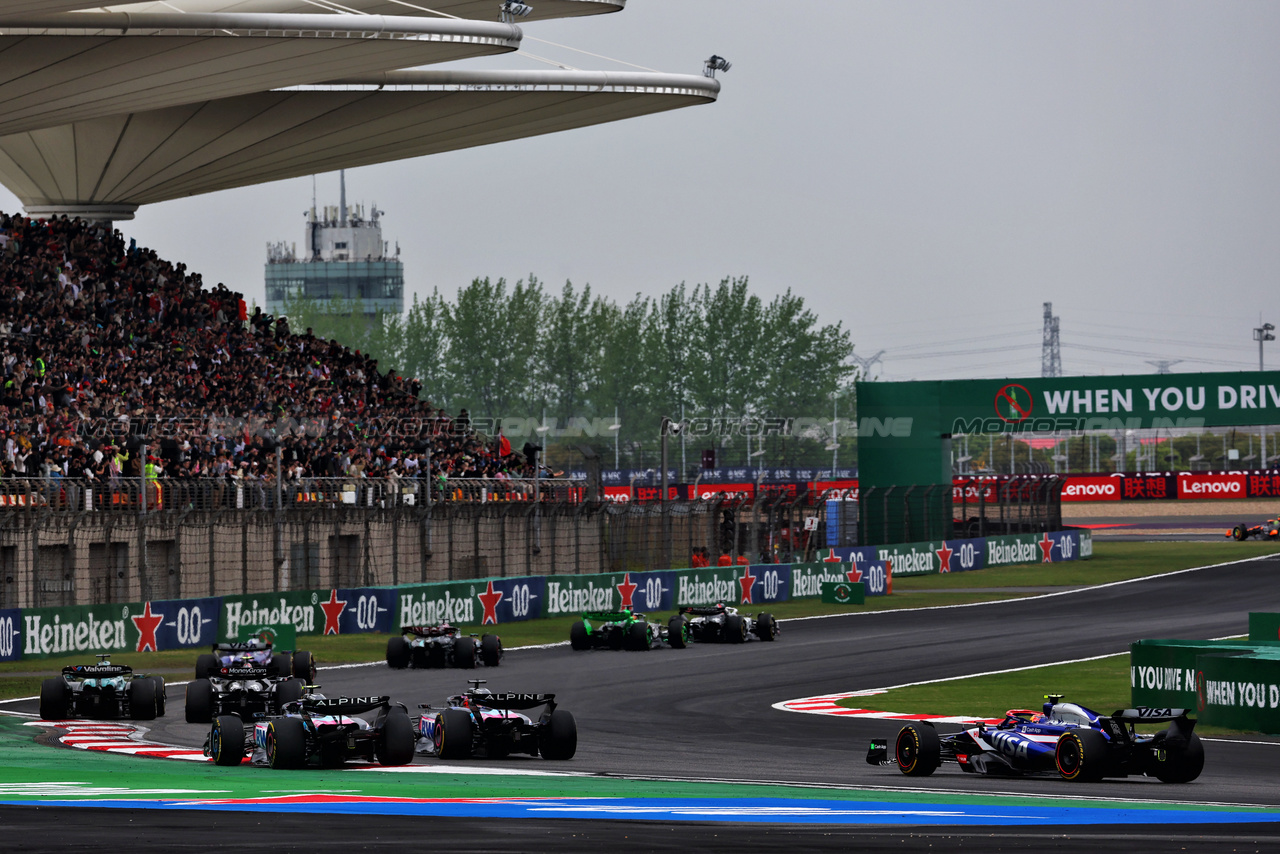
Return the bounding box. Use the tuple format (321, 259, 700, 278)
(1254, 323, 1275, 371)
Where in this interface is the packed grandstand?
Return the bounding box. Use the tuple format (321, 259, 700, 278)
(0, 211, 527, 490)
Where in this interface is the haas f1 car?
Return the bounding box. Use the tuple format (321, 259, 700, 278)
(386, 624, 502, 669)
(868, 696, 1204, 783)
(569, 609, 688, 651)
(417, 680, 577, 760)
(185, 663, 306, 724)
(40, 654, 166, 720)
(677, 605, 777, 643)
(205, 693, 415, 769)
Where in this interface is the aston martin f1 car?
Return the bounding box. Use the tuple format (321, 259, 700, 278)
(195, 637, 315, 682)
(677, 604, 777, 643)
(386, 624, 503, 669)
(39, 654, 166, 720)
(416, 680, 576, 760)
(1226, 517, 1280, 541)
(867, 696, 1204, 783)
(568, 608, 687, 651)
(184, 662, 306, 723)
(205, 693, 415, 769)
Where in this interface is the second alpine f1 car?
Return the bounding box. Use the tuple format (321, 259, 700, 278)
(677, 604, 777, 643)
(416, 680, 577, 760)
(867, 695, 1204, 783)
(205, 693, 415, 769)
(39, 654, 166, 720)
(569, 609, 687, 651)
(386, 624, 503, 669)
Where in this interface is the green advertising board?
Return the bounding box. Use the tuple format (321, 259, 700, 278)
(820, 580, 864, 605)
(220, 590, 323, 641)
(791, 562, 858, 597)
(1249, 613, 1280, 642)
(1130, 639, 1280, 710)
(22, 604, 135, 657)
(1197, 651, 1280, 733)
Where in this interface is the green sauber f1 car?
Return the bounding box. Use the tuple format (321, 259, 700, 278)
(568, 608, 688, 651)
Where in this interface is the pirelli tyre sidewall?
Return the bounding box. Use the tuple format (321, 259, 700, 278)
(895, 722, 940, 776)
(1055, 728, 1108, 782)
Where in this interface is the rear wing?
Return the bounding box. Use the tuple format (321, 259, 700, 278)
(1110, 707, 1192, 723)
(401, 625, 456, 638)
(582, 611, 634, 623)
(468, 692, 555, 711)
(64, 664, 131, 677)
(302, 696, 390, 715)
(212, 641, 270, 653)
(680, 606, 727, 616)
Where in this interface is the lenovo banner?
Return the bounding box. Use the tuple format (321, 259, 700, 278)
(1060, 476, 1123, 502)
(1178, 472, 1247, 500)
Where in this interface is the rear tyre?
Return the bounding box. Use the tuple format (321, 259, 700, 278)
(273, 652, 294, 679)
(569, 621, 589, 651)
(1152, 731, 1205, 783)
(292, 651, 315, 682)
(540, 709, 578, 760)
(667, 616, 688, 649)
(195, 653, 218, 680)
(625, 622, 649, 651)
(435, 708, 473, 759)
(452, 637, 477, 669)
(210, 715, 245, 767)
(266, 717, 308, 769)
(755, 613, 777, 641)
(275, 678, 305, 710)
(895, 722, 941, 776)
(151, 675, 167, 717)
(386, 636, 410, 669)
(725, 614, 748, 644)
(480, 633, 503, 667)
(185, 678, 215, 724)
(376, 709, 416, 766)
(1056, 728, 1109, 781)
(39, 678, 70, 720)
(129, 676, 158, 721)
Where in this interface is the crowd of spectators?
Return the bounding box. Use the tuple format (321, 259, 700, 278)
(0, 212, 540, 498)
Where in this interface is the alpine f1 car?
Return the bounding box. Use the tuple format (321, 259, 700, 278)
(1227, 517, 1280, 541)
(386, 624, 502, 669)
(416, 680, 576, 760)
(867, 696, 1204, 783)
(676, 604, 777, 644)
(195, 636, 315, 682)
(39, 654, 166, 720)
(569, 608, 687, 651)
(184, 663, 306, 724)
(205, 693, 416, 769)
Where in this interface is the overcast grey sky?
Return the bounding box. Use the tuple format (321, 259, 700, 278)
(5, 1, 1277, 382)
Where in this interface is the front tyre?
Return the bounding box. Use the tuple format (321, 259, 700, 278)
(1151, 731, 1205, 783)
(1056, 728, 1109, 782)
(540, 709, 577, 760)
(755, 613, 777, 641)
(895, 722, 940, 776)
(725, 614, 748, 644)
(667, 616, 688, 649)
(1232, 524, 1249, 541)
(210, 715, 245, 767)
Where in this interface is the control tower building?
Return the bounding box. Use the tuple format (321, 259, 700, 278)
(264, 172, 404, 318)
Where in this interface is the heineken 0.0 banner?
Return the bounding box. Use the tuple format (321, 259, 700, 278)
(819, 530, 1092, 577)
(21, 597, 219, 658)
(0, 607, 20, 662)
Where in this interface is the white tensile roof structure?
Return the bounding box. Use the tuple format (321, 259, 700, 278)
(0, 0, 722, 222)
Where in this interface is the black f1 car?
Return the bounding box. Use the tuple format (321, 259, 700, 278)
(205, 693, 416, 769)
(386, 624, 503, 669)
(185, 662, 306, 724)
(676, 604, 777, 643)
(416, 680, 576, 761)
(1227, 517, 1280, 541)
(40, 654, 166, 720)
(569, 609, 688, 651)
(195, 637, 315, 682)
(867, 696, 1204, 783)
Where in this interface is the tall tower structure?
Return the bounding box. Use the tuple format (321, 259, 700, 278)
(1041, 302, 1061, 378)
(264, 171, 404, 318)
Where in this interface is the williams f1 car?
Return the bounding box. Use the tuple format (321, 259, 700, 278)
(569, 608, 687, 651)
(416, 680, 576, 760)
(1226, 517, 1280, 541)
(386, 624, 503, 669)
(39, 654, 166, 720)
(195, 636, 315, 682)
(676, 604, 777, 643)
(205, 693, 416, 769)
(867, 696, 1204, 783)
(185, 661, 307, 723)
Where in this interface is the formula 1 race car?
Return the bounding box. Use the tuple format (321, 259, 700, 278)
(416, 680, 576, 760)
(1226, 517, 1280, 541)
(568, 608, 687, 651)
(195, 637, 315, 683)
(676, 604, 777, 644)
(185, 661, 307, 723)
(386, 624, 503, 669)
(867, 696, 1204, 783)
(39, 654, 166, 721)
(205, 693, 416, 769)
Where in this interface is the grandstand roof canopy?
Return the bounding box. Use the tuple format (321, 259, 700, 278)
(0, 14, 520, 137)
(107, 0, 624, 21)
(1, 69, 719, 219)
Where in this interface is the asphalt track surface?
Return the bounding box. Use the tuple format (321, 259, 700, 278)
(8, 550, 1280, 850)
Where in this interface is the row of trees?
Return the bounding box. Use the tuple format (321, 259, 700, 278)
(281, 276, 858, 469)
